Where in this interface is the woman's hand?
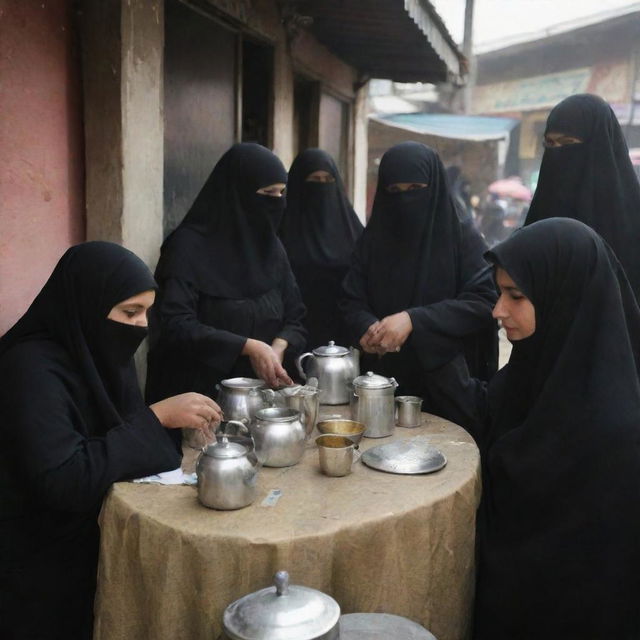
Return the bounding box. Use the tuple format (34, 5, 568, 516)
(367, 311, 413, 353)
(150, 393, 223, 436)
(271, 337, 288, 364)
(243, 338, 293, 387)
(360, 321, 382, 354)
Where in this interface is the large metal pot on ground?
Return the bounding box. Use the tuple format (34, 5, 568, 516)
(251, 407, 306, 467)
(351, 371, 398, 438)
(216, 377, 267, 423)
(221, 571, 340, 640)
(296, 341, 359, 405)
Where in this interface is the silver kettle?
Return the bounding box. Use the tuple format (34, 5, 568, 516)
(196, 432, 259, 510)
(296, 341, 360, 405)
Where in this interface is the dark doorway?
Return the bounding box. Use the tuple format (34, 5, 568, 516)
(241, 39, 273, 147)
(293, 76, 319, 154)
(164, 0, 238, 235)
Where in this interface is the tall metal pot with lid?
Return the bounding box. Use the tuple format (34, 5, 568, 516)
(296, 341, 360, 405)
(351, 371, 398, 438)
(220, 570, 340, 640)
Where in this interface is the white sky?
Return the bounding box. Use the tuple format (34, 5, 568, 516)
(430, 0, 640, 50)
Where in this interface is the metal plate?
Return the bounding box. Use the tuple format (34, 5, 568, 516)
(361, 438, 447, 475)
(339, 613, 437, 639)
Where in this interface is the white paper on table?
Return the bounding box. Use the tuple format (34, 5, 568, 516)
(132, 467, 197, 485)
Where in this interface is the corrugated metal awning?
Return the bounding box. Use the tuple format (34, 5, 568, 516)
(294, 0, 465, 83)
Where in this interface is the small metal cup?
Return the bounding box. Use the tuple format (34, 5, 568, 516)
(316, 435, 357, 477)
(395, 395, 423, 428)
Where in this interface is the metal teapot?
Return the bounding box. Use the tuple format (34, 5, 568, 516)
(296, 341, 360, 405)
(216, 377, 268, 423)
(251, 407, 306, 467)
(196, 432, 259, 510)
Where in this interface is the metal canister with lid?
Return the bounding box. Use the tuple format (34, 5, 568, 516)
(350, 371, 398, 438)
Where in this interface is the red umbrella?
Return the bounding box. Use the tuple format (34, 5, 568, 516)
(488, 177, 532, 202)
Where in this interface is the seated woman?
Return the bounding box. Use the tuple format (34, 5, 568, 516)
(340, 141, 497, 412)
(0, 241, 222, 639)
(146, 143, 307, 412)
(524, 93, 640, 299)
(279, 148, 363, 348)
(426, 218, 640, 639)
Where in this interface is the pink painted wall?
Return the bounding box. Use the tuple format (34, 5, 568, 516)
(0, 0, 85, 334)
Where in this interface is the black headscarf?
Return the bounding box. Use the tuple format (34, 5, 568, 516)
(155, 143, 289, 299)
(524, 94, 640, 298)
(279, 148, 362, 269)
(0, 241, 157, 432)
(476, 218, 640, 638)
(358, 141, 468, 317)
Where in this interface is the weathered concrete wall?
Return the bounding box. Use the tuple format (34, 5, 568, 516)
(0, 0, 85, 334)
(81, 0, 164, 268)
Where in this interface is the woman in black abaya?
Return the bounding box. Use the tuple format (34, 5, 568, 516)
(0, 242, 221, 639)
(146, 143, 306, 408)
(280, 148, 363, 348)
(340, 141, 497, 411)
(427, 218, 640, 638)
(524, 93, 640, 298)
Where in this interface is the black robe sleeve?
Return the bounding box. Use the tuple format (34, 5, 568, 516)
(275, 263, 308, 353)
(154, 277, 248, 373)
(1, 343, 180, 514)
(408, 221, 497, 371)
(340, 253, 380, 347)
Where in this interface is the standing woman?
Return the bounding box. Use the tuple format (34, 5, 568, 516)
(279, 149, 363, 348)
(146, 143, 307, 409)
(0, 242, 221, 639)
(524, 93, 640, 298)
(429, 218, 640, 638)
(340, 141, 497, 410)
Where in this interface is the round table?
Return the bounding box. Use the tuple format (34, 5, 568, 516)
(94, 408, 480, 640)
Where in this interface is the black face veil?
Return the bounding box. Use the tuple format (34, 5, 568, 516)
(524, 94, 640, 298)
(0, 242, 157, 431)
(155, 143, 289, 299)
(279, 148, 362, 269)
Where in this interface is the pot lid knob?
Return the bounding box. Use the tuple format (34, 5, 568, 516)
(274, 571, 289, 596)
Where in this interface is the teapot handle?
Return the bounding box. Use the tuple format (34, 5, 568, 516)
(295, 352, 313, 380)
(217, 420, 250, 437)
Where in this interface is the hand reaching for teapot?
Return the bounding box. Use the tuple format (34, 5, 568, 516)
(243, 338, 294, 388)
(367, 311, 413, 354)
(150, 393, 223, 433)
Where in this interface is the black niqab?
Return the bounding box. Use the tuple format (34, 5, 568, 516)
(279, 148, 362, 347)
(476, 218, 640, 638)
(524, 93, 640, 298)
(361, 142, 465, 316)
(0, 241, 157, 430)
(155, 143, 289, 299)
(279, 148, 362, 268)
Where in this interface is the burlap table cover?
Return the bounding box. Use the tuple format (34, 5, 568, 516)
(94, 409, 480, 640)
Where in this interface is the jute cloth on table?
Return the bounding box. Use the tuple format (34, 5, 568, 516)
(94, 411, 480, 640)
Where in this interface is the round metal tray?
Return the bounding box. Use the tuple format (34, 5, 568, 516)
(339, 613, 437, 639)
(361, 438, 447, 475)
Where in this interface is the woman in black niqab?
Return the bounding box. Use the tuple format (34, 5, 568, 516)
(0, 242, 201, 639)
(340, 142, 497, 411)
(146, 143, 307, 406)
(524, 93, 640, 299)
(279, 148, 363, 347)
(435, 218, 640, 638)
